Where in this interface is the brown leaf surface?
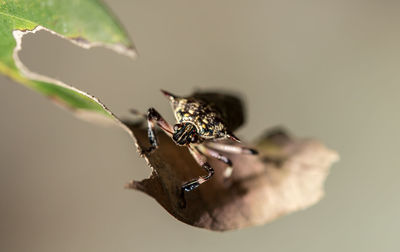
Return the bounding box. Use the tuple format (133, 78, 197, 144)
(124, 121, 338, 231)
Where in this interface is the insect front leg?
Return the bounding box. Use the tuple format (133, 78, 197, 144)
(196, 145, 233, 178)
(205, 142, 258, 155)
(131, 108, 173, 155)
(182, 147, 215, 193)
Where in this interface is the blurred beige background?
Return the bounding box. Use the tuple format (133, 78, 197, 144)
(1, 0, 399, 251)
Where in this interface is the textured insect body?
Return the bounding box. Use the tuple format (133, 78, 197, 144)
(132, 90, 257, 207)
(173, 97, 230, 142)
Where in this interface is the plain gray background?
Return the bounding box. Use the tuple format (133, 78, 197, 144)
(1, 0, 399, 251)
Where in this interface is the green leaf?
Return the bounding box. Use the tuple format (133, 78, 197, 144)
(0, 0, 136, 121)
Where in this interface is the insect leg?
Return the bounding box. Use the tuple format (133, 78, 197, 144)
(182, 147, 215, 193)
(196, 145, 233, 178)
(131, 108, 173, 154)
(205, 142, 258, 155)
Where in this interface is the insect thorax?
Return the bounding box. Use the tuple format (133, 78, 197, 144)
(173, 99, 227, 139)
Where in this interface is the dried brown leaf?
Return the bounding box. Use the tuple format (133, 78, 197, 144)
(124, 120, 338, 231)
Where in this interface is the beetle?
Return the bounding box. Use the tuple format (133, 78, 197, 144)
(131, 90, 258, 195)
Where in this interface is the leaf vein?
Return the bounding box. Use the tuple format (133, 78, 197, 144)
(0, 10, 37, 27)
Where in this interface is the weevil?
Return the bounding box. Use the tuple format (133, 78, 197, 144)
(131, 90, 258, 197)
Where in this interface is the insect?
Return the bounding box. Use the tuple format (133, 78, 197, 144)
(131, 90, 258, 195)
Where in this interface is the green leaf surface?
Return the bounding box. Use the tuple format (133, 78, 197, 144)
(0, 0, 136, 120)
